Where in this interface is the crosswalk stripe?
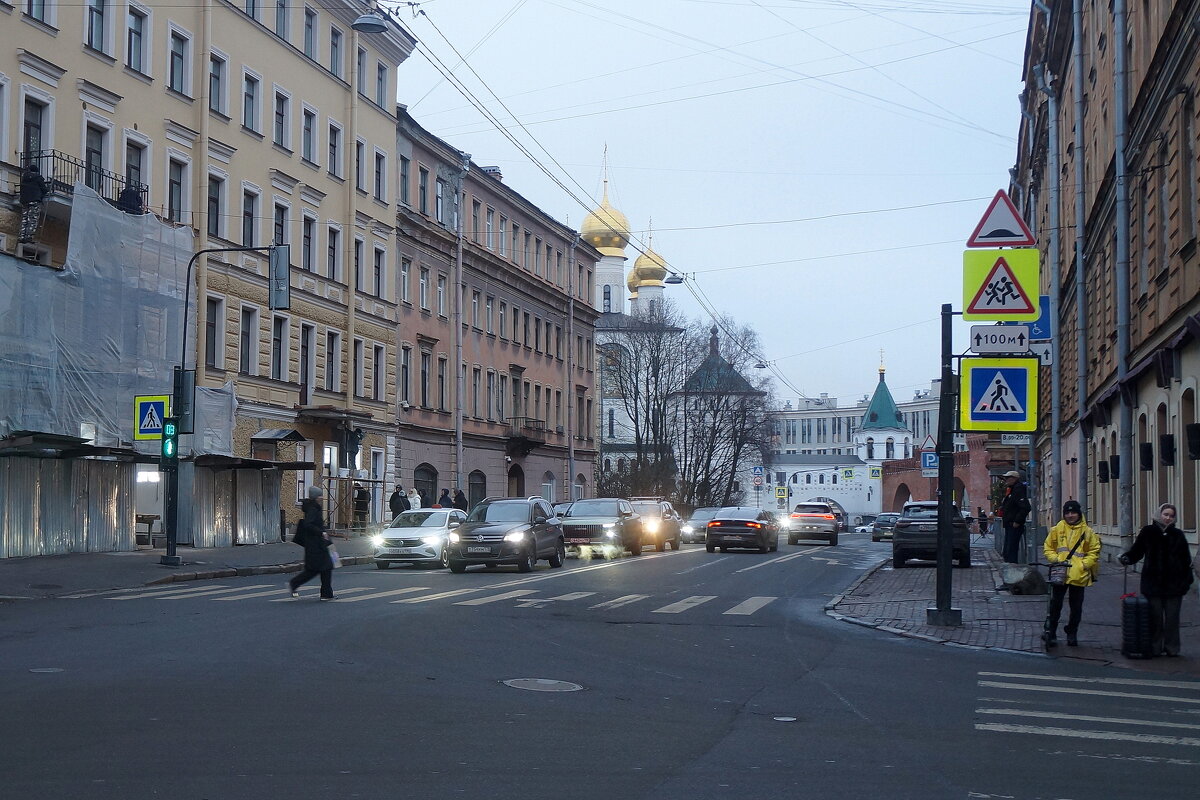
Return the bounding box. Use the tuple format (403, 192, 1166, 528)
(213, 586, 306, 601)
(516, 592, 596, 607)
(653, 595, 716, 614)
(976, 708, 1200, 731)
(978, 680, 1200, 705)
(110, 584, 231, 600)
(589, 594, 649, 610)
(268, 587, 374, 602)
(974, 722, 1200, 747)
(723, 596, 776, 615)
(979, 671, 1200, 691)
(159, 584, 273, 600)
(455, 590, 539, 606)
(335, 587, 430, 603)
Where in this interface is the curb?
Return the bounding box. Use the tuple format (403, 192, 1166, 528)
(145, 554, 373, 585)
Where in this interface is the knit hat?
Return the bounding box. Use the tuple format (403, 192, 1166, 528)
(308, 486, 324, 500)
(1062, 500, 1082, 516)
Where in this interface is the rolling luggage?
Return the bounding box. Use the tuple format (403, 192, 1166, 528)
(1120, 567, 1155, 659)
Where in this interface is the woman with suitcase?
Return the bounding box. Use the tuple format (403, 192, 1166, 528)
(1042, 500, 1102, 647)
(1118, 503, 1194, 657)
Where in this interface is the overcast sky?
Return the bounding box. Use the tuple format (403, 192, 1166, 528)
(387, 0, 1029, 407)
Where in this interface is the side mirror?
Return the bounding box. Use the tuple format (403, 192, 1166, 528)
(533, 514, 547, 524)
(449, 521, 460, 528)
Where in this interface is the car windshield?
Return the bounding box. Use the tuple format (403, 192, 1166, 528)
(468, 502, 530, 523)
(688, 508, 720, 523)
(717, 507, 758, 520)
(876, 514, 900, 524)
(631, 503, 661, 517)
(388, 511, 449, 528)
(902, 505, 958, 519)
(794, 505, 830, 515)
(565, 499, 621, 517)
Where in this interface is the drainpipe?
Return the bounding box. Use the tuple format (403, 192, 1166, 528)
(566, 237, 578, 500)
(453, 151, 469, 494)
(1113, 0, 1134, 540)
(1034, 60, 1063, 525)
(1073, 0, 1089, 508)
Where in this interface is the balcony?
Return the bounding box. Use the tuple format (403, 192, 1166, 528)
(20, 150, 149, 212)
(505, 416, 547, 457)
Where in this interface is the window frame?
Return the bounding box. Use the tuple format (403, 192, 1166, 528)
(167, 27, 192, 96)
(242, 69, 262, 133)
(125, 5, 150, 75)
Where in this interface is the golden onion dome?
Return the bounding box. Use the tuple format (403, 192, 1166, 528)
(633, 248, 668, 287)
(580, 183, 629, 257)
(626, 266, 640, 295)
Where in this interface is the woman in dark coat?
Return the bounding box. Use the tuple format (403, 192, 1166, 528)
(453, 489, 469, 511)
(1119, 503, 1194, 656)
(288, 486, 335, 600)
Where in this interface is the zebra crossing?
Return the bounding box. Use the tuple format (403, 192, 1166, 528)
(975, 670, 1200, 751)
(85, 580, 783, 617)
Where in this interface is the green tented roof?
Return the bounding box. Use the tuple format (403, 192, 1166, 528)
(859, 373, 905, 430)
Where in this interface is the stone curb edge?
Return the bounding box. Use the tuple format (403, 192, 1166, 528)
(145, 555, 374, 585)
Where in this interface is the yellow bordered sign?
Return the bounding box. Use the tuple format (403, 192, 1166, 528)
(134, 395, 170, 440)
(959, 358, 1038, 432)
(962, 249, 1040, 321)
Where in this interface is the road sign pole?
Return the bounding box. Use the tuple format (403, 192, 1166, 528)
(929, 303, 962, 627)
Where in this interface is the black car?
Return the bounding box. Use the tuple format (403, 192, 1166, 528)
(891, 501, 971, 568)
(704, 507, 780, 554)
(446, 496, 565, 573)
(870, 512, 901, 543)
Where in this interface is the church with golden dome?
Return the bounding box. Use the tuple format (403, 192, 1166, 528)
(581, 177, 672, 317)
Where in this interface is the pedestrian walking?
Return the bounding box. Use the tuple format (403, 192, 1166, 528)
(438, 488, 452, 508)
(407, 487, 423, 510)
(1041, 500, 1101, 647)
(389, 485, 407, 519)
(352, 482, 371, 530)
(1118, 503, 1194, 657)
(453, 489, 469, 512)
(288, 487, 335, 600)
(998, 470, 1030, 563)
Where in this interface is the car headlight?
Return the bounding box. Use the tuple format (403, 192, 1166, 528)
(644, 520, 659, 533)
(602, 523, 615, 530)
(503, 530, 528, 542)
(447, 532, 460, 543)
(421, 535, 443, 547)
(682, 525, 694, 535)
(371, 535, 385, 547)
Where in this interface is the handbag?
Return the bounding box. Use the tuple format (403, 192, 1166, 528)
(328, 545, 342, 569)
(291, 520, 307, 546)
(1047, 534, 1085, 586)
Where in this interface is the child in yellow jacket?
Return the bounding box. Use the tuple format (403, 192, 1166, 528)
(1041, 500, 1102, 647)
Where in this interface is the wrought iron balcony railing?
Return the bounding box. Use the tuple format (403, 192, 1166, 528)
(19, 149, 149, 211)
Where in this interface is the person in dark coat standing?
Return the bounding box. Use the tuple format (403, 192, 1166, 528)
(998, 470, 1030, 563)
(1119, 503, 1194, 657)
(389, 485, 408, 519)
(289, 486, 335, 600)
(438, 488, 452, 508)
(453, 489, 469, 512)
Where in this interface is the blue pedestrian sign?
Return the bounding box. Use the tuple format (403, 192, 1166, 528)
(134, 395, 170, 441)
(960, 358, 1038, 432)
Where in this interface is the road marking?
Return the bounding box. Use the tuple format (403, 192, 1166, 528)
(268, 587, 373, 602)
(974, 722, 1200, 747)
(516, 592, 596, 607)
(158, 584, 274, 600)
(454, 589, 539, 606)
(977, 680, 1200, 705)
(976, 708, 1200, 731)
(979, 671, 1200, 691)
(734, 550, 822, 573)
(110, 583, 258, 600)
(213, 586, 311, 601)
(653, 595, 716, 614)
(722, 596, 776, 615)
(589, 594, 649, 610)
(334, 586, 431, 603)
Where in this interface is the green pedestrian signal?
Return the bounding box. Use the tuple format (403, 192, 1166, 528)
(160, 416, 179, 471)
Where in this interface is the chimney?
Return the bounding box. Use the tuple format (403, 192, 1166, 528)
(481, 166, 503, 181)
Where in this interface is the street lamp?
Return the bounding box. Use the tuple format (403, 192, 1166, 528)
(664, 272, 684, 285)
(351, 7, 389, 34)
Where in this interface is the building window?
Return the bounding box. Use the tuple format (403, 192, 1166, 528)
(86, 0, 107, 53)
(357, 48, 366, 92)
(352, 339, 364, 396)
(400, 346, 411, 402)
(23, 97, 47, 157)
(244, 0, 257, 20)
(419, 268, 429, 309)
(499, 216, 507, 256)
(242, 74, 259, 131)
(239, 306, 258, 374)
(437, 275, 447, 316)
(326, 227, 340, 280)
(26, 0, 47, 22)
(168, 32, 189, 94)
(273, 203, 288, 245)
(205, 297, 222, 369)
(372, 247, 385, 297)
(436, 179, 446, 223)
(437, 357, 448, 411)
(400, 258, 411, 302)
(511, 224, 520, 263)
(301, 216, 315, 271)
(299, 323, 314, 391)
(472, 368, 482, 417)
(485, 208, 495, 248)
(167, 159, 186, 223)
(419, 352, 431, 407)
(301, 109, 315, 162)
(241, 190, 257, 246)
(487, 372, 496, 419)
(355, 140, 365, 190)
(374, 153, 386, 201)
(418, 167, 429, 214)
(376, 63, 387, 106)
(602, 285, 611, 312)
(329, 28, 342, 77)
(353, 238, 364, 291)
(303, 8, 317, 58)
(498, 302, 507, 339)
(84, 125, 106, 192)
(471, 291, 480, 328)
(325, 331, 340, 391)
(126, 8, 147, 73)
(373, 345, 385, 401)
(327, 124, 341, 176)
(271, 316, 287, 380)
(274, 0, 288, 37)
(206, 176, 223, 237)
(125, 141, 144, 187)
(209, 55, 226, 114)
(273, 92, 289, 147)
(485, 296, 494, 333)
(399, 156, 410, 205)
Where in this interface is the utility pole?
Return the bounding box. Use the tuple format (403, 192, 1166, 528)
(1113, 0, 1134, 541)
(928, 303, 962, 626)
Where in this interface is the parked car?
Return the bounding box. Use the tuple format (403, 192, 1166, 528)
(445, 496, 565, 573)
(682, 507, 721, 543)
(704, 507, 780, 554)
(831, 509, 848, 532)
(630, 499, 682, 551)
(870, 512, 901, 543)
(891, 501, 971, 568)
(558, 498, 642, 556)
(788, 502, 839, 546)
(372, 509, 467, 569)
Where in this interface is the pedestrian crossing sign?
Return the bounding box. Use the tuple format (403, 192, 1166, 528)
(134, 395, 170, 440)
(960, 358, 1038, 432)
(962, 249, 1039, 321)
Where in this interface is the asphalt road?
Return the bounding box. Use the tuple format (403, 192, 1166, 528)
(3, 534, 1198, 799)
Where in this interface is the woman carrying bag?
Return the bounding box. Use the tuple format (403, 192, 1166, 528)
(288, 486, 337, 601)
(1118, 503, 1193, 657)
(1042, 500, 1102, 647)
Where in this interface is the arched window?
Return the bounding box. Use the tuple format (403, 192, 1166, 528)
(603, 458, 611, 472)
(603, 285, 611, 312)
(414, 463, 438, 507)
(574, 472, 586, 500)
(866, 437, 875, 459)
(607, 408, 615, 437)
(805, 474, 812, 484)
(818, 474, 824, 484)
(467, 470, 486, 510)
(832, 473, 837, 485)
(886, 438, 895, 459)
(617, 458, 626, 473)
(541, 471, 556, 502)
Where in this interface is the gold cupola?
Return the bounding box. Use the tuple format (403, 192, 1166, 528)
(631, 223, 668, 287)
(581, 181, 630, 257)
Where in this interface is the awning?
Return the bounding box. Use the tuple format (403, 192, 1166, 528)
(251, 428, 307, 442)
(193, 454, 316, 471)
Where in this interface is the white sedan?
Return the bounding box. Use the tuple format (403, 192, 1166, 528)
(372, 509, 467, 569)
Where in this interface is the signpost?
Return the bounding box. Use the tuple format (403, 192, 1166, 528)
(969, 325, 1030, 354)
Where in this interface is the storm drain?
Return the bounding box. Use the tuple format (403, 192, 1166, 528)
(503, 678, 584, 692)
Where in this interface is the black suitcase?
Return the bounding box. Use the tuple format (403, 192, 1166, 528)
(1120, 567, 1155, 658)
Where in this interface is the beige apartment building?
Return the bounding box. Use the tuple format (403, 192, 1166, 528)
(1015, 2, 1200, 543)
(394, 110, 600, 508)
(0, 0, 414, 547)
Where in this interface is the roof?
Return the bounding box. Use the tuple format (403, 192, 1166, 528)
(770, 453, 868, 468)
(680, 327, 762, 395)
(859, 371, 905, 431)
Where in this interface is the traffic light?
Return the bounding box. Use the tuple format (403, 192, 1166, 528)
(160, 416, 179, 471)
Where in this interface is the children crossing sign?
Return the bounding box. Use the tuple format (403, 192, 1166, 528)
(959, 358, 1038, 432)
(134, 395, 170, 440)
(962, 249, 1039, 321)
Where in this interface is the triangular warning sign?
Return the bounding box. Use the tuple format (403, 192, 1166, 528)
(966, 190, 1036, 247)
(966, 257, 1036, 316)
(140, 404, 163, 432)
(973, 371, 1025, 416)
(920, 435, 936, 451)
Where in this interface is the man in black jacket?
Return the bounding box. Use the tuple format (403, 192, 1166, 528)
(998, 470, 1030, 563)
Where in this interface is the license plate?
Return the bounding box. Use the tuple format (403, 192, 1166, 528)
(467, 545, 492, 554)
(567, 538, 591, 544)
(383, 547, 412, 554)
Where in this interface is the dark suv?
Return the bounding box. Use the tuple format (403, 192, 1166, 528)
(891, 501, 971, 568)
(559, 498, 642, 556)
(446, 497, 565, 573)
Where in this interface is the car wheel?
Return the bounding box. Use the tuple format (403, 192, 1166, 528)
(449, 559, 467, 574)
(440, 547, 451, 569)
(549, 540, 565, 568)
(719, 547, 727, 553)
(957, 551, 972, 568)
(517, 547, 536, 573)
(628, 542, 642, 556)
(871, 535, 879, 543)
(787, 536, 797, 546)
(829, 533, 839, 547)
(705, 543, 715, 553)
(770, 539, 779, 552)
(892, 552, 905, 569)
(374, 560, 390, 569)
(670, 537, 680, 551)
(759, 542, 769, 554)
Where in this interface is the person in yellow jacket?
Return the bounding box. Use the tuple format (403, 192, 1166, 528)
(1041, 500, 1102, 647)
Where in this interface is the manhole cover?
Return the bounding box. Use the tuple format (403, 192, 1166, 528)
(503, 678, 584, 692)
(30, 668, 64, 674)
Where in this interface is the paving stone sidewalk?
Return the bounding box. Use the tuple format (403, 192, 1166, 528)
(828, 541, 1200, 676)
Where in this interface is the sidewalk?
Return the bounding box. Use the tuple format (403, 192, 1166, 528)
(0, 534, 376, 600)
(828, 541, 1200, 675)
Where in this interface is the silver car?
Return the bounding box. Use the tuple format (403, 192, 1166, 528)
(372, 509, 467, 569)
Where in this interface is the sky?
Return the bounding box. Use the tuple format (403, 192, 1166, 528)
(383, 0, 1030, 407)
